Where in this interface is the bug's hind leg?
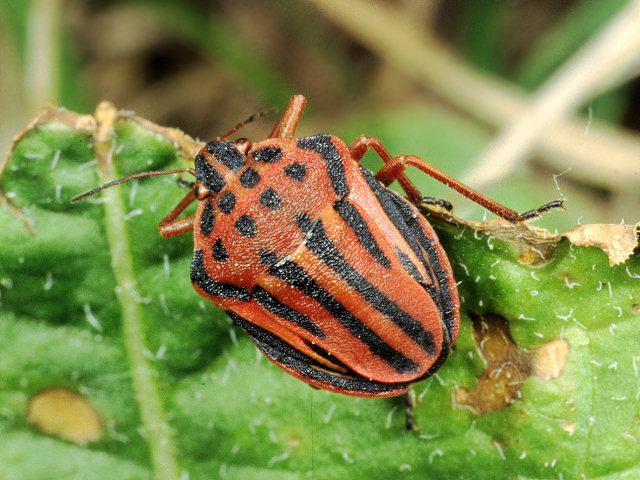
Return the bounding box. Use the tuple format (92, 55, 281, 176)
(349, 135, 563, 223)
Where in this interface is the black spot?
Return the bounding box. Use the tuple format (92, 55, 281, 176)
(207, 141, 245, 172)
(259, 188, 281, 209)
(235, 215, 256, 237)
(296, 213, 312, 232)
(199, 200, 215, 237)
(253, 146, 283, 163)
(212, 239, 228, 261)
(240, 168, 261, 188)
(284, 163, 307, 182)
(259, 250, 278, 266)
(297, 135, 349, 196)
(195, 154, 225, 194)
(218, 191, 235, 214)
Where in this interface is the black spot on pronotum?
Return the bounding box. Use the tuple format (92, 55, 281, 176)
(240, 168, 261, 188)
(207, 141, 245, 172)
(259, 188, 281, 209)
(284, 163, 307, 182)
(235, 215, 257, 237)
(191, 249, 250, 300)
(297, 135, 349, 197)
(195, 154, 225, 194)
(253, 146, 283, 163)
(218, 191, 236, 214)
(200, 200, 215, 237)
(212, 239, 228, 261)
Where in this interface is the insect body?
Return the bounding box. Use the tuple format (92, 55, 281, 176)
(75, 95, 561, 403)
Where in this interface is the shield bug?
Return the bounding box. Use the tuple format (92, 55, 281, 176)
(74, 95, 561, 429)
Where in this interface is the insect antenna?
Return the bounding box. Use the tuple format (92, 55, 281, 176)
(71, 168, 196, 202)
(217, 108, 277, 141)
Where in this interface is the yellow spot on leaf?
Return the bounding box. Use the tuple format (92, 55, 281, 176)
(534, 339, 569, 380)
(27, 388, 103, 445)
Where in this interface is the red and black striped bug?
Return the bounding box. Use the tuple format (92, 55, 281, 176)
(74, 95, 561, 429)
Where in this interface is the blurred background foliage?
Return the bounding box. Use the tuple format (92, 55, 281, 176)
(1, 0, 639, 232)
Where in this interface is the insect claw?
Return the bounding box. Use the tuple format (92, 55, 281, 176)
(421, 197, 453, 211)
(517, 200, 565, 221)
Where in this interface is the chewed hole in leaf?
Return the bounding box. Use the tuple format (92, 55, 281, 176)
(454, 314, 568, 414)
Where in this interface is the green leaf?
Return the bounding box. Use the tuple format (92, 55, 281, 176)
(1, 105, 639, 479)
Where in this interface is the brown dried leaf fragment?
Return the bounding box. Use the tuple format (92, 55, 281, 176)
(563, 223, 640, 266)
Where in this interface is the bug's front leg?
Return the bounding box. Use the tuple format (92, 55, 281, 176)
(158, 188, 197, 238)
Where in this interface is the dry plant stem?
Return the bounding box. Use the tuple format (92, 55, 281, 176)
(307, 0, 640, 190)
(25, 0, 63, 114)
(466, 0, 640, 189)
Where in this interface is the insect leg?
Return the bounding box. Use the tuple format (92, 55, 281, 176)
(404, 387, 418, 431)
(349, 136, 423, 204)
(268, 95, 307, 139)
(349, 136, 563, 223)
(158, 188, 197, 238)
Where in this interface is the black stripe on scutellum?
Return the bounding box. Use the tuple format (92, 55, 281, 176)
(393, 247, 425, 284)
(199, 200, 215, 237)
(206, 141, 245, 172)
(358, 165, 456, 342)
(195, 154, 225, 194)
(302, 218, 437, 357)
(297, 135, 349, 197)
(333, 198, 391, 269)
(259, 250, 278, 266)
(266, 259, 419, 374)
(227, 310, 411, 395)
(190, 249, 250, 300)
(252, 286, 324, 337)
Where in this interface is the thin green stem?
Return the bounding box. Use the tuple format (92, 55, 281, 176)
(95, 104, 180, 480)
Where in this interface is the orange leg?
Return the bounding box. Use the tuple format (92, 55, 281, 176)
(158, 188, 197, 238)
(268, 95, 307, 140)
(349, 136, 562, 223)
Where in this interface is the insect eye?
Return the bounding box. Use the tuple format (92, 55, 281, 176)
(234, 138, 252, 155)
(194, 182, 210, 200)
